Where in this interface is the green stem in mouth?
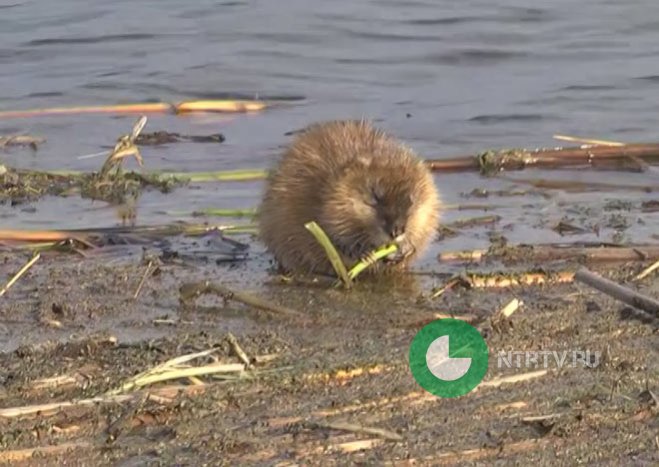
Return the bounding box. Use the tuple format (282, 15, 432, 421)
(304, 221, 400, 288)
(346, 243, 399, 281)
(304, 221, 352, 288)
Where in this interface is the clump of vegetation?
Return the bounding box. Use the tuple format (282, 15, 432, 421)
(477, 148, 535, 176)
(0, 117, 190, 206)
(0, 166, 78, 204)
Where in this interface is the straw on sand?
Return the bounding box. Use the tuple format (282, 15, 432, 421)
(107, 347, 245, 395)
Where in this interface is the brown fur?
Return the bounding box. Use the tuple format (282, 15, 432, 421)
(258, 120, 441, 276)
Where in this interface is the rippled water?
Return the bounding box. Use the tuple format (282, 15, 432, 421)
(2, 0, 659, 263)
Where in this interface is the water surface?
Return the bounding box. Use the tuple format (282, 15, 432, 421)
(2, 0, 659, 265)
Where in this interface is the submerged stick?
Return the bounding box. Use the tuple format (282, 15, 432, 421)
(0, 253, 40, 297)
(179, 280, 302, 316)
(574, 267, 659, 317)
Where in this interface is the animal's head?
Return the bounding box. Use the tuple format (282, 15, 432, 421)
(320, 154, 439, 262)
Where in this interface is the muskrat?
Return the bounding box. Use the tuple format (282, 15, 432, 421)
(258, 120, 441, 276)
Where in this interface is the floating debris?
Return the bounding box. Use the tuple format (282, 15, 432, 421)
(0, 134, 45, 150)
(0, 99, 277, 119)
(425, 142, 659, 175)
(135, 131, 226, 145)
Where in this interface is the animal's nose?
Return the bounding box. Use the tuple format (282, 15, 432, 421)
(389, 221, 405, 239)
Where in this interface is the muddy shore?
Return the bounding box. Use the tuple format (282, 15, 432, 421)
(0, 230, 657, 465)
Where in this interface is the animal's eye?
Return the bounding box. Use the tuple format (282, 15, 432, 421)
(368, 188, 381, 207)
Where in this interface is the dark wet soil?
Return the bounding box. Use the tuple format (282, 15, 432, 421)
(0, 242, 657, 466)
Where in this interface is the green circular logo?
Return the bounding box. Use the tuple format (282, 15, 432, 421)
(409, 319, 489, 398)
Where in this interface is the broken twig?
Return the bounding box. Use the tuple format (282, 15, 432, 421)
(227, 332, 252, 368)
(634, 259, 659, 281)
(498, 298, 523, 318)
(133, 260, 154, 299)
(0, 252, 40, 297)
